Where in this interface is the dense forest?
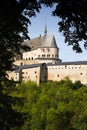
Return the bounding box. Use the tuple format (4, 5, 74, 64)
(7, 78, 87, 130)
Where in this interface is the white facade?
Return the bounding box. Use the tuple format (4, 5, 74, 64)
(23, 47, 60, 63)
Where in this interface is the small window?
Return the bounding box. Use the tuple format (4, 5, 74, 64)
(35, 71, 37, 74)
(42, 54, 45, 57)
(57, 74, 59, 77)
(38, 55, 40, 58)
(15, 77, 17, 79)
(80, 73, 83, 75)
(20, 63, 23, 65)
(41, 48, 44, 52)
(47, 48, 50, 52)
(65, 65, 67, 68)
(47, 54, 50, 57)
(55, 54, 57, 57)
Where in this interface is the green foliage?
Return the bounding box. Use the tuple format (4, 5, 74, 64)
(0, 0, 41, 80)
(0, 4, 40, 128)
(14, 79, 87, 130)
(52, 0, 87, 52)
(0, 82, 24, 130)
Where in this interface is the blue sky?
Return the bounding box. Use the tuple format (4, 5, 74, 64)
(28, 6, 87, 62)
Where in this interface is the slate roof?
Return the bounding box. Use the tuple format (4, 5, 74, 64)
(47, 61, 87, 66)
(22, 34, 58, 50)
(14, 61, 87, 73)
(15, 63, 46, 73)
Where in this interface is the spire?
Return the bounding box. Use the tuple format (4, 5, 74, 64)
(44, 24, 47, 36)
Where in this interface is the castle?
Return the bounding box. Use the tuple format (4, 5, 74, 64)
(8, 26, 87, 84)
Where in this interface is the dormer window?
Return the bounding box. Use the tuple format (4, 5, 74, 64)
(41, 48, 45, 52)
(46, 48, 50, 52)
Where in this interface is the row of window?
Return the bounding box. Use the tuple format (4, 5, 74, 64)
(40, 48, 50, 52)
(38, 54, 57, 58)
(24, 54, 58, 60)
(24, 57, 34, 60)
(15, 72, 84, 81)
(22, 71, 37, 74)
(56, 73, 83, 78)
(48, 66, 81, 70)
(22, 75, 37, 79)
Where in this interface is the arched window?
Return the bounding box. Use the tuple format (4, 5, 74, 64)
(42, 54, 45, 57)
(47, 54, 50, 57)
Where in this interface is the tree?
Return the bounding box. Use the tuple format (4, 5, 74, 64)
(14, 80, 87, 130)
(0, 1, 41, 129)
(0, 82, 25, 130)
(0, 2, 40, 128)
(0, 0, 41, 81)
(52, 0, 87, 52)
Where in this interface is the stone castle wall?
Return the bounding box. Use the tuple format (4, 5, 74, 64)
(47, 64, 87, 84)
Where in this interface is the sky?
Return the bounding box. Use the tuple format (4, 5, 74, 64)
(28, 6, 87, 62)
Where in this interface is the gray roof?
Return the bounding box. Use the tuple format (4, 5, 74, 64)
(47, 61, 87, 66)
(14, 61, 87, 73)
(15, 63, 46, 73)
(22, 34, 58, 50)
